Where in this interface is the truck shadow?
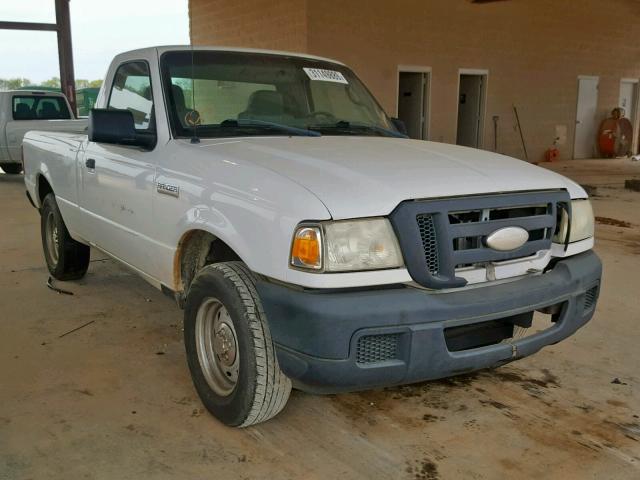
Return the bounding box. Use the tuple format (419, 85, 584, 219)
(0, 173, 24, 184)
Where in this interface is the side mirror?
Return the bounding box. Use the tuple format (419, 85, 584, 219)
(88, 109, 155, 149)
(391, 118, 408, 136)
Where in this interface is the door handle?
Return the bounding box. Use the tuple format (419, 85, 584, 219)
(85, 158, 96, 169)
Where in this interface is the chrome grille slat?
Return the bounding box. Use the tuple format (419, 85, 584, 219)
(449, 214, 555, 237)
(453, 239, 552, 264)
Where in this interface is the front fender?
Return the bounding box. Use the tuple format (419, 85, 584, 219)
(154, 141, 333, 289)
(169, 199, 330, 285)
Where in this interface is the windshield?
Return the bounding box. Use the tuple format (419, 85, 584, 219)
(160, 50, 402, 138)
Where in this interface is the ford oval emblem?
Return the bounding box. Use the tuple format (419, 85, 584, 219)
(485, 227, 529, 251)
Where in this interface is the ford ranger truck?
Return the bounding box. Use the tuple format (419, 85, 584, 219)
(0, 90, 87, 174)
(22, 47, 602, 427)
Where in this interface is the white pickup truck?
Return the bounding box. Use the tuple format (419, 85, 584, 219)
(23, 46, 602, 427)
(0, 90, 86, 174)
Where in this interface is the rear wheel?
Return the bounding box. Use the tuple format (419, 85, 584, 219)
(0, 163, 22, 175)
(41, 193, 90, 280)
(184, 262, 291, 427)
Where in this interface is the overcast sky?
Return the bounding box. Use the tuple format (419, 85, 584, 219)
(0, 0, 189, 83)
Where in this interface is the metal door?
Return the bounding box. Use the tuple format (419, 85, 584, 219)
(457, 75, 484, 148)
(574, 77, 599, 159)
(398, 72, 428, 140)
(619, 80, 638, 154)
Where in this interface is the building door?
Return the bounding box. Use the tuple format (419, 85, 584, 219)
(457, 74, 486, 148)
(397, 71, 429, 140)
(619, 79, 639, 154)
(574, 76, 599, 159)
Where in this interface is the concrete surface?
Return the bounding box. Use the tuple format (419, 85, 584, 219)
(542, 157, 640, 188)
(1, 161, 639, 480)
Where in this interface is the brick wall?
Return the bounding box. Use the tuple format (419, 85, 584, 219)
(189, 0, 308, 52)
(190, 0, 640, 161)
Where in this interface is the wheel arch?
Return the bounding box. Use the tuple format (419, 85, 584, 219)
(173, 228, 244, 295)
(36, 173, 54, 208)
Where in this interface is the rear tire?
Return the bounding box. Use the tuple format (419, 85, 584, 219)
(0, 163, 22, 175)
(184, 261, 291, 427)
(41, 193, 90, 280)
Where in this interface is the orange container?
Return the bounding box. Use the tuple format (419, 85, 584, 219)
(545, 147, 559, 162)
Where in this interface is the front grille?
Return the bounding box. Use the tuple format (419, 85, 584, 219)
(450, 204, 548, 259)
(584, 285, 598, 312)
(417, 214, 440, 275)
(390, 191, 571, 289)
(356, 334, 400, 365)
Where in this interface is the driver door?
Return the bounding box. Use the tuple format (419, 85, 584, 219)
(78, 60, 158, 277)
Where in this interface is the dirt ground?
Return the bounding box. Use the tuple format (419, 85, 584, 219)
(1, 159, 639, 480)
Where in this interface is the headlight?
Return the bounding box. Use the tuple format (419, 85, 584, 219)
(324, 219, 404, 271)
(290, 218, 403, 272)
(554, 199, 594, 244)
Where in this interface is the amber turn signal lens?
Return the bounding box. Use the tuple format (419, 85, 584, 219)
(291, 227, 322, 270)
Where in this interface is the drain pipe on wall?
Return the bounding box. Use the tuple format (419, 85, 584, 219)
(493, 115, 499, 152)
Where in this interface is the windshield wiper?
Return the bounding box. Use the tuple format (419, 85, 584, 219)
(220, 119, 321, 137)
(309, 120, 408, 139)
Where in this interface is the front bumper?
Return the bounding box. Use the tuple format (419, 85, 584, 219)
(256, 251, 602, 393)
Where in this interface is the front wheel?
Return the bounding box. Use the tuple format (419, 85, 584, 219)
(184, 262, 291, 427)
(0, 163, 23, 175)
(41, 193, 90, 280)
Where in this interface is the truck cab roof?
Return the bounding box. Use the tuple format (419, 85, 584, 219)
(114, 45, 346, 66)
(1, 90, 67, 97)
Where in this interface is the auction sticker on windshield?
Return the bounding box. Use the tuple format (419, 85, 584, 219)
(303, 68, 348, 84)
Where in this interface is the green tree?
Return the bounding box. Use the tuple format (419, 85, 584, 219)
(42, 77, 61, 88)
(0, 77, 32, 90)
(75, 79, 103, 90)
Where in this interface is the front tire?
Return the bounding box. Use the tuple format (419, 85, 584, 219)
(184, 262, 291, 427)
(0, 163, 22, 175)
(41, 193, 90, 280)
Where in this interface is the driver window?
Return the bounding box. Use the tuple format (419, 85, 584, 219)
(108, 61, 154, 130)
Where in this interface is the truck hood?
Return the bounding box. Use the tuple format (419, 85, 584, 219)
(195, 136, 585, 219)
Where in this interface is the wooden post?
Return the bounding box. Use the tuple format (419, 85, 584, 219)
(55, 0, 77, 115)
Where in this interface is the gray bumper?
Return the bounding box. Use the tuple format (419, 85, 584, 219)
(256, 251, 602, 393)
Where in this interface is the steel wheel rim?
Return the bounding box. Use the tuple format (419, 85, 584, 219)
(195, 298, 239, 396)
(45, 211, 59, 265)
